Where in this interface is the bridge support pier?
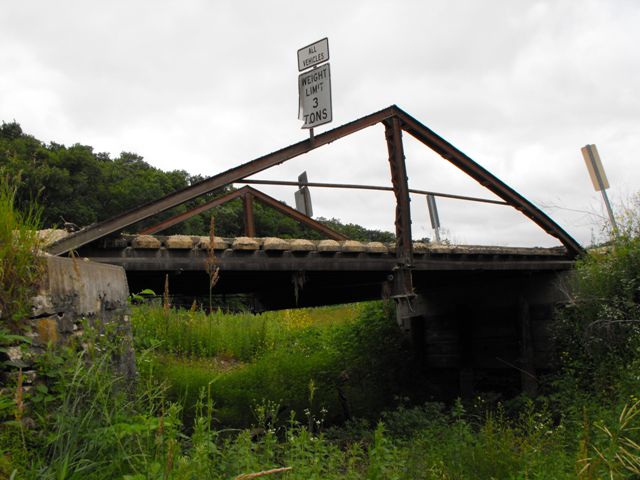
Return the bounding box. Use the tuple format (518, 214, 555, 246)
(409, 270, 569, 399)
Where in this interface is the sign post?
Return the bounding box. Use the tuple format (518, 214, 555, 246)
(581, 144, 617, 232)
(297, 38, 332, 136)
(426, 194, 441, 243)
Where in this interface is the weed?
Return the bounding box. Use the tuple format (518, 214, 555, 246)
(0, 172, 44, 325)
(578, 400, 640, 478)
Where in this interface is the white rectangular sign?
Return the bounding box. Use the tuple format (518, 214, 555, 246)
(297, 38, 329, 71)
(298, 63, 332, 129)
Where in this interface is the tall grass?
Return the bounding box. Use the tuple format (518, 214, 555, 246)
(135, 301, 415, 428)
(8, 342, 587, 479)
(0, 173, 43, 325)
(132, 303, 363, 361)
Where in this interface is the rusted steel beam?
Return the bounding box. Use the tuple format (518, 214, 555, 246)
(243, 192, 256, 237)
(248, 187, 348, 241)
(384, 116, 415, 306)
(138, 187, 247, 235)
(393, 106, 585, 258)
(47, 107, 397, 255)
(385, 116, 413, 264)
(239, 179, 508, 206)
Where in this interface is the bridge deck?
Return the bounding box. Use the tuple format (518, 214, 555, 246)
(68, 233, 574, 310)
(82, 234, 573, 273)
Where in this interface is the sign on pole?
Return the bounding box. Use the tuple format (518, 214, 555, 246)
(297, 38, 332, 130)
(294, 171, 313, 217)
(297, 38, 329, 71)
(581, 144, 617, 232)
(298, 63, 332, 129)
(581, 144, 610, 192)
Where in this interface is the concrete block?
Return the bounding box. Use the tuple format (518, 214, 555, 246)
(366, 242, 388, 253)
(39, 256, 129, 316)
(196, 236, 229, 250)
(317, 239, 341, 252)
(262, 237, 291, 251)
(232, 237, 259, 250)
(165, 235, 194, 249)
(132, 235, 161, 249)
(413, 242, 429, 254)
(341, 240, 366, 253)
(37, 229, 68, 246)
(289, 239, 315, 251)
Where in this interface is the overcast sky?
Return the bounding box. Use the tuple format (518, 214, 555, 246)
(2, 1, 638, 247)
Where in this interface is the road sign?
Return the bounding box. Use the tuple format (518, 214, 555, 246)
(581, 143, 617, 232)
(298, 63, 332, 129)
(297, 38, 329, 71)
(294, 171, 313, 216)
(581, 144, 610, 191)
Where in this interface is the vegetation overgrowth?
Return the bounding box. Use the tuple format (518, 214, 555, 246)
(3, 166, 640, 478)
(133, 301, 413, 428)
(0, 173, 43, 326)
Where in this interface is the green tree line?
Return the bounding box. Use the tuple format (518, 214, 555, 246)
(0, 121, 394, 241)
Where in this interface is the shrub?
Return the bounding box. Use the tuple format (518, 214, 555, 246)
(553, 231, 640, 397)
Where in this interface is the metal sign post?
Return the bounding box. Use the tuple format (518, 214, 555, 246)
(581, 144, 618, 232)
(297, 38, 332, 137)
(426, 194, 441, 242)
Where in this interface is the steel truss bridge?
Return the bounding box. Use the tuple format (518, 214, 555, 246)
(48, 106, 584, 397)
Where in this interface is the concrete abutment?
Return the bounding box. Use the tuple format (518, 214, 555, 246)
(1, 256, 134, 391)
(403, 270, 570, 399)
